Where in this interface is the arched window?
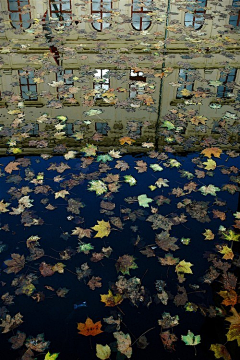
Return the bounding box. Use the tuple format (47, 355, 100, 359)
(8, 0, 31, 29)
(229, 0, 240, 27)
(91, 0, 112, 31)
(131, 0, 152, 31)
(49, 0, 72, 25)
(184, 0, 207, 30)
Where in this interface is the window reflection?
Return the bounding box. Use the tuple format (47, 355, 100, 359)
(131, 0, 152, 31)
(91, 0, 112, 31)
(8, 0, 31, 29)
(184, 0, 207, 30)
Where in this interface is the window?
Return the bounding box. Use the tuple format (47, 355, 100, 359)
(29, 123, 39, 136)
(65, 123, 73, 136)
(229, 0, 240, 27)
(56, 70, 74, 100)
(217, 68, 237, 98)
(131, 0, 152, 31)
(129, 70, 146, 99)
(93, 69, 110, 99)
(184, 0, 207, 30)
(50, 0, 72, 24)
(176, 69, 194, 98)
(8, 0, 31, 29)
(19, 71, 38, 101)
(95, 122, 108, 135)
(91, 0, 112, 31)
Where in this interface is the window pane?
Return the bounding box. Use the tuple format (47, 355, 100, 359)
(132, 13, 141, 30)
(92, 0, 101, 11)
(8, 1, 19, 11)
(92, 21, 101, 30)
(62, 1, 71, 10)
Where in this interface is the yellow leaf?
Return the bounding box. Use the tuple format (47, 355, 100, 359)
(210, 344, 231, 360)
(119, 137, 136, 145)
(180, 89, 192, 97)
(100, 290, 123, 307)
(218, 245, 234, 260)
(203, 159, 216, 170)
(91, 220, 111, 238)
(175, 260, 193, 274)
(96, 344, 111, 360)
(202, 229, 214, 240)
(0, 200, 10, 213)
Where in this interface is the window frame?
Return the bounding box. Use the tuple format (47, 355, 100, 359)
(93, 69, 110, 100)
(19, 70, 38, 101)
(184, 0, 207, 30)
(176, 69, 194, 99)
(8, 0, 31, 29)
(216, 68, 237, 99)
(56, 69, 74, 100)
(91, 0, 112, 31)
(129, 70, 147, 99)
(49, 0, 72, 23)
(229, 0, 240, 27)
(131, 0, 152, 31)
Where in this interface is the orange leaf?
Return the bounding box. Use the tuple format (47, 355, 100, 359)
(77, 317, 103, 336)
(119, 137, 136, 145)
(218, 290, 238, 307)
(201, 147, 222, 159)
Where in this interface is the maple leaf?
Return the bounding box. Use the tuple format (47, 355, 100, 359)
(155, 231, 179, 251)
(4, 161, 20, 174)
(137, 194, 153, 207)
(210, 344, 231, 360)
(218, 290, 238, 307)
(91, 220, 111, 238)
(39, 262, 55, 277)
(223, 230, 240, 242)
(100, 290, 123, 307)
(203, 159, 217, 170)
(0, 313, 23, 333)
(134, 160, 147, 173)
(155, 178, 169, 188)
(81, 144, 98, 156)
(77, 317, 103, 336)
(158, 253, 179, 266)
(54, 190, 70, 199)
(96, 344, 111, 360)
(44, 352, 59, 360)
(4, 254, 25, 274)
(87, 276, 102, 290)
(88, 180, 108, 195)
(119, 137, 136, 145)
(115, 255, 138, 275)
(9, 331, 26, 350)
(199, 185, 220, 196)
(113, 332, 132, 359)
(218, 245, 234, 260)
(181, 330, 201, 346)
(201, 147, 222, 159)
(124, 175, 137, 186)
(180, 89, 192, 97)
(160, 331, 178, 351)
(203, 229, 215, 240)
(26, 334, 50, 352)
(190, 116, 207, 125)
(213, 209, 226, 221)
(0, 200, 10, 213)
(225, 307, 240, 346)
(175, 260, 193, 275)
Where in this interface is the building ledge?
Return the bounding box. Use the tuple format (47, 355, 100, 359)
(24, 101, 44, 107)
(0, 101, 8, 108)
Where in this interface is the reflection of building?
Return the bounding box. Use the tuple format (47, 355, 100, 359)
(0, 1, 239, 153)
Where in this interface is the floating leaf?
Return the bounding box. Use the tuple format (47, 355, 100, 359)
(181, 330, 201, 346)
(124, 175, 137, 186)
(137, 194, 153, 208)
(44, 352, 59, 360)
(88, 180, 108, 195)
(113, 331, 132, 359)
(96, 344, 111, 360)
(210, 344, 231, 360)
(77, 317, 103, 336)
(100, 290, 123, 307)
(175, 260, 193, 275)
(201, 147, 222, 159)
(91, 220, 111, 238)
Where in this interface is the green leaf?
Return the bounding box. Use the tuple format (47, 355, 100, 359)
(209, 80, 222, 87)
(124, 175, 137, 186)
(96, 155, 113, 163)
(150, 164, 163, 172)
(181, 330, 201, 346)
(88, 180, 108, 195)
(96, 344, 111, 360)
(77, 243, 94, 254)
(44, 352, 59, 360)
(161, 120, 175, 130)
(223, 230, 240, 242)
(137, 194, 153, 208)
(199, 184, 220, 196)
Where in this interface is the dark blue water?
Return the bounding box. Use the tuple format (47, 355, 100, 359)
(0, 152, 239, 360)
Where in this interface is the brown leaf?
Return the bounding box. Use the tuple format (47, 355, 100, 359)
(0, 313, 23, 333)
(4, 254, 25, 274)
(9, 331, 26, 349)
(155, 232, 179, 252)
(87, 276, 102, 290)
(39, 262, 55, 277)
